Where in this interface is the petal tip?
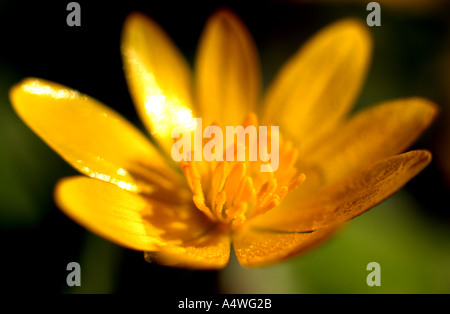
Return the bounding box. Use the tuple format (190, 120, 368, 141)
(323, 18, 373, 54)
(409, 97, 440, 119)
(210, 7, 240, 21)
(413, 149, 433, 165)
(206, 7, 246, 32)
(9, 77, 42, 115)
(121, 11, 161, 45)
(123, 11, 152, 27)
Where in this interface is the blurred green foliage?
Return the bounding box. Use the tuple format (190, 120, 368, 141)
(221, 191, 450, 293)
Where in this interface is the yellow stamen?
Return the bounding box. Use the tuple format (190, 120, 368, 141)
(179, 113, 306, 229)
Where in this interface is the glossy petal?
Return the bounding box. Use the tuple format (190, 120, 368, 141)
(303, 98, 438, 184)
(262, 19, 371, 147)
(250, 150, 432, 232)
(195, 9, 261, 126)
(55, 176, 213, 251)
(10, 78, 180, 193)
(145, 226, 231, 269)
(232, 224, 339, 267)
(121, 13, 196, 155)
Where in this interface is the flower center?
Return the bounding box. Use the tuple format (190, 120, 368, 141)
(178, 113, 305, 229)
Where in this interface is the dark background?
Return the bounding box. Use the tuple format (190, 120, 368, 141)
(1, 0, 449, 294)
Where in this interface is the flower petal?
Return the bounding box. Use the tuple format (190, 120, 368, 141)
(262, 18, 371, 146)
(195, 9, 261, 126)
(304, 98, 438, 185)
(250, 150, 432, 232)
(145, 226, 230, 269)
(55, 176, 213, 251)
(10, 78, 181, 193)
(234, 150, 431, 267)
(121, 13, 197, 155)
(232, 224, 339, 267)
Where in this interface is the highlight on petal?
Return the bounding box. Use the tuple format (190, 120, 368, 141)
(55, 176, 213, 252)
(262, 18, 372, 148)
(232, 224, 339, 267)
(10, 78, 181, 193)
(145, 226, 231, 270)
(251, 150, 432, 233)
(195, 8, 261, 126)
(121, 12, 197, 155)
(304, 97, 439, 185)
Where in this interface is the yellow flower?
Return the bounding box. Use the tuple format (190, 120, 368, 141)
(10, 9, 437, 269)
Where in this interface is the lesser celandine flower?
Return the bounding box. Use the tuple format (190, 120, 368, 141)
(10, 9, 437, 269)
